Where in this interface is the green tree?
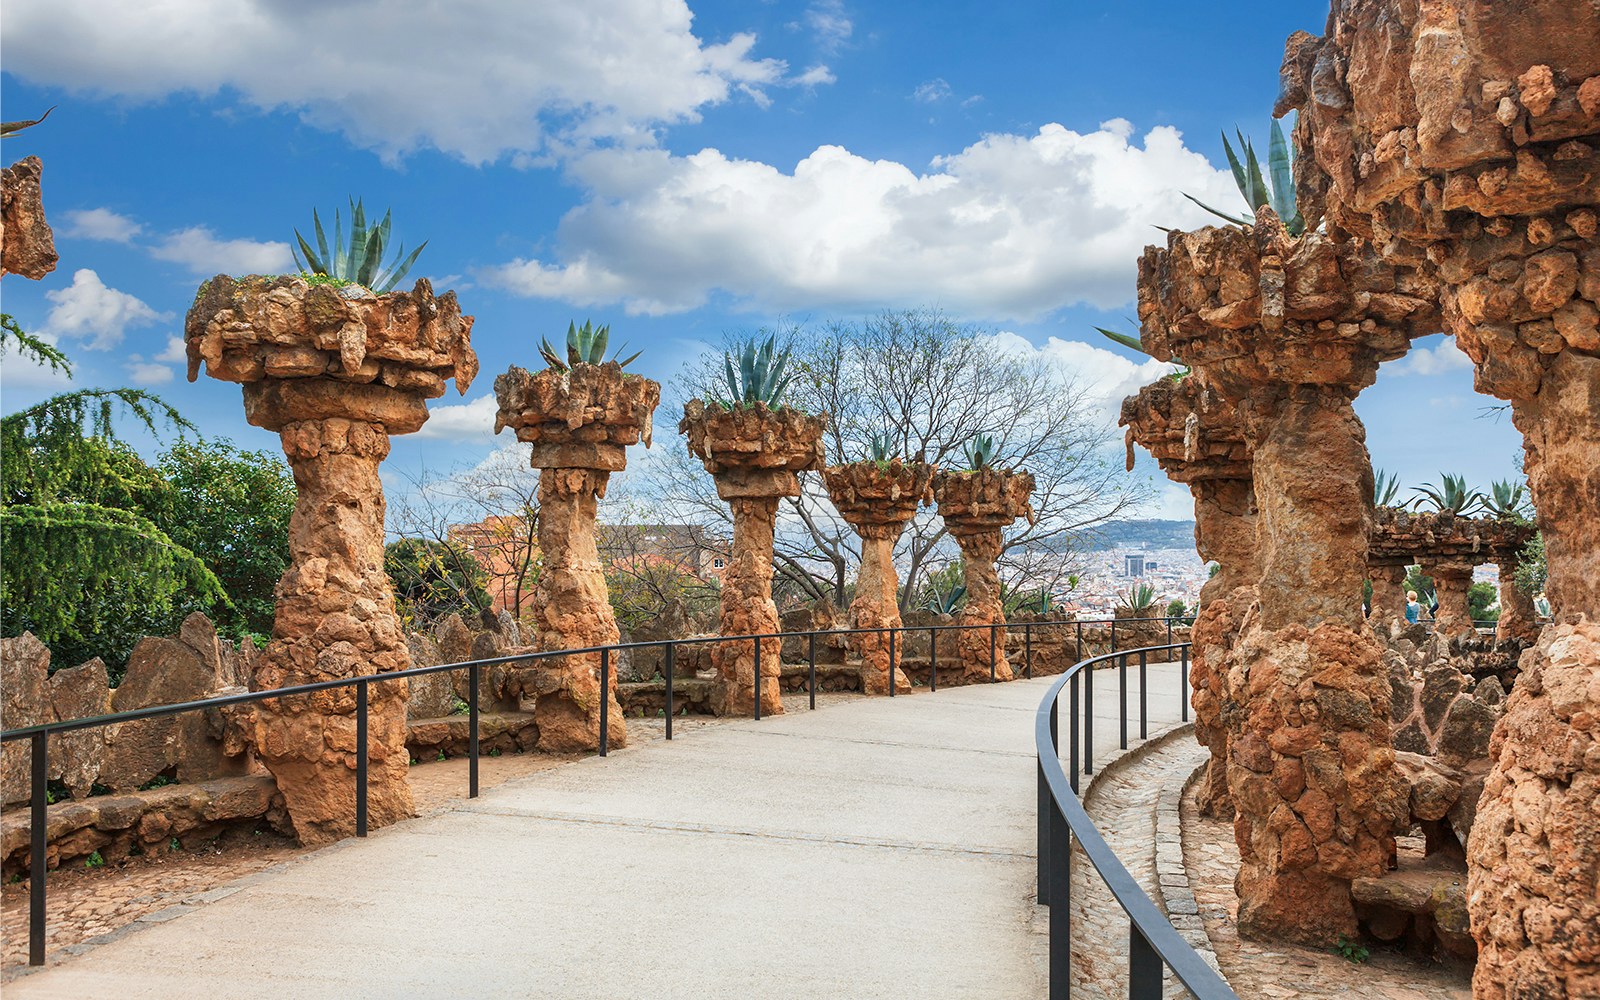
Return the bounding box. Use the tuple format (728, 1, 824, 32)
(152, 439, 296, 640)
(1468, 581, 1499, 622)
(384, 538, 491, 628)
(1166, 598, 1189, 620)
(1, 385, 227, 672)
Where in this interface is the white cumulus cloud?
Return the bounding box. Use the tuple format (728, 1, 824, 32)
(62, 207, 143, 243)
(125, 359, 175, 385)
(482, 119, 1240, 320)
(1, 0, 790, 163)
(149, 227, 295, 276)
(155, 335, 187, 364)
(414, 394, 500, 441)
(1385, 338, 1473, 377)
(41, 269, 169, 350)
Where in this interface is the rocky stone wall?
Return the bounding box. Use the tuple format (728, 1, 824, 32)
(932, 467, 1035, 685)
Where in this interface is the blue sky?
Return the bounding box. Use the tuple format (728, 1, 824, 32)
(0, 0, 1524, 517)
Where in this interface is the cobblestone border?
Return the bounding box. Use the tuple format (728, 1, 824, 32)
(1154, 760, 1229, 984)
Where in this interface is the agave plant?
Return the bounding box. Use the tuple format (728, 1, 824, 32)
(1410, 473, 1486, 516)
(961, 433, 998, 471)
(1184, 119, 1305, 237)
(717, 335, 793, 409)
(1, 106, 55, 137)
(924, 580, 967, 615)
(1119, 583, 1159, 613)
(292, 198, 426, 293)
(537, 320, 640, 372)
(1373, 468, 1402, 508)
(1483, 479, 1530, 521)
(865, 431, 896, 464)
(1092, 322, 1187, 375)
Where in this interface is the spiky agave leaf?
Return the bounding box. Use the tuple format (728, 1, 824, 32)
(1095, 326, 1149, 354)
(1266, 119, 1303, 235)
(1373, 468, 1401, 507)
(538, 335, 568, 371)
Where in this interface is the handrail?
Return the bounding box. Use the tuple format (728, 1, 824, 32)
(1035, 643, 1237, 999)
(3, 612, 1194, 968)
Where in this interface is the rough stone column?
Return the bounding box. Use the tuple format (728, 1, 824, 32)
(187, 275, 476, 844)
(932, 468, 1035, 684)
(1492, 547, 1539, 644)
(1430, 561, 1476, 638)
(494, 362, 660, 751)
(1, 156, 58, 280)
(1138, 212, 1426, 945)
(680, 401, 828, 717)
(1119, 371, 1256, 818)
(822, 459, 933, 695)
(1368, 563, 1409, 625)
(1285, 6, 1600, 987)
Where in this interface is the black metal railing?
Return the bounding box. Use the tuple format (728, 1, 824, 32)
(2, 613, 1190, 968)
(1035, 641, 1237, 999)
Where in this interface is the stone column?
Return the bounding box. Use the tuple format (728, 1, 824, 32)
(1138, 213, 1424, 946)
(1492, 547, 1539, 644)
(822, 460, 933, 695)
(1119, 372, 1256, 820)
(494, 362, 660, 751)
(932, 468, 1035, 684)
(680, 401, 828, 717)
(1430, 561, 1476, 639)
(1286, 8, 1600, 988)
(187, 275, 476, 844)
(1368, 563, 1409, 625)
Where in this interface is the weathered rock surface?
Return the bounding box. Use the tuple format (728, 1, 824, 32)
(1, 156, 57, 280)
(681, 401, 828, 716)
(1189, 587, 1253, 819)
(822, 459, 932, 695)
(1, 617, 258, 806)
(932, 467, 1035, 684)
(495, 363, 659, 750)
(1467, 621, 1600, 1000)
(187, 275, 477, 845)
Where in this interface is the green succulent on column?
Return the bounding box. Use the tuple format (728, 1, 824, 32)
(961, 433, 998, 471)
(717, 335, 793, 409)
(1483, 479, 1530, 521)
(865, 431, 896, 465)
(537, 320, 641, 372)
(292, 198, 426, 292)
(1410, 473, 1486, 516)
(1184, 118, 1306, 237)
(1373, 468, 1402, 507)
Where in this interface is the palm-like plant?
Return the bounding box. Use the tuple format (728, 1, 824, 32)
(924, 580, 967, 615)
(537, 320, 640, 372)
(961, 433, 998, 471)
(1184, 119, 1305, 237)
(865, 431, 896, 464)
(717, 336, 793, 409)
(1373, 468, 1402, 507)
(1120, 583, 1160, 613)
(292, 198, 426, 292)
(1410, 473, 1486, 516)
(1483, 479, 1530, 521)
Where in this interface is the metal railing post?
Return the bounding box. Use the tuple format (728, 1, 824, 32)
(989, 624, 997, 682)
(808, 632, 817, 710)
(599, 648, 611, 754)
(1068, 671, 1080, 795)
(1110, 619, 1117, 654)
(665, 643, 676, 740)
(29, 731, 47, 966)
(469, 664, 480, 799)
(355, 680, 369, 837)
(1076, 620, 1083, 663)
(1139, 649, 1148, 742)
(1037, 757, 1051, 907)
(1048, 796, 1072, 999)
(1119, 654, 1129, 750)
(929, 627, 937, 692)
(1166, 617, 1173, 650)
(753, 636, 762, 720)
(1129, 921, 1162, 999)
(1084, 663, 1096, 775)
(887, 629, 895, 698)
(1025, 622, 1033, 679)
(1180, 644, 1190, 722)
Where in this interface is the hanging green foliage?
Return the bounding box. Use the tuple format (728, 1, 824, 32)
(1, 502, 228, 649)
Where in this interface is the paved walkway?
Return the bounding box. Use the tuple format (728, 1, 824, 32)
(4, 671, 1194, 1000)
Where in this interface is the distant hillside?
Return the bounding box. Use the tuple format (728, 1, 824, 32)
(1080, 519, 1196, 551)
